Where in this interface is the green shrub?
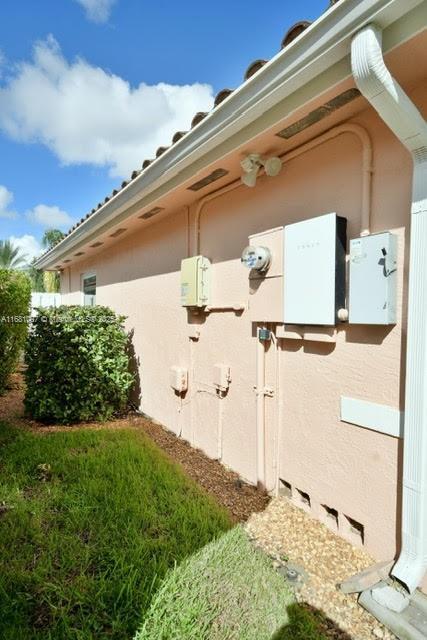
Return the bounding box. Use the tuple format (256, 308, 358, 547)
(25, 305, 134, 423)
(0, 269, 31, 393)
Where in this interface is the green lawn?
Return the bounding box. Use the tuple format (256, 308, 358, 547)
(137, 526, 327, 640)
(0, 422, 231, 640)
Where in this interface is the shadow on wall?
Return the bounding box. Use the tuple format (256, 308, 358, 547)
(271, 602, 353, 640)
(126, 329, 142, 408)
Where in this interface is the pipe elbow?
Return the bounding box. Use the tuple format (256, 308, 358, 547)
(351, 25, 427, 156)
(351, 25, 393, 102)
(392, 551, 427, 595)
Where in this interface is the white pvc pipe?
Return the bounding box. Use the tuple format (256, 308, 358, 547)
(352, 24, 427, 595)
(194, 123, 373, 253)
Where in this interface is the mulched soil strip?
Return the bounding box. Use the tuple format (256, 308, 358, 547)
(138, 418, 269, 522)
(0, 370, 269, 523)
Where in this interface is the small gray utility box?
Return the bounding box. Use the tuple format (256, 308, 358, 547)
(349, 232, 397, 324)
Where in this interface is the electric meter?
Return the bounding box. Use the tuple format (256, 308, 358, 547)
(241, 245, 271, 272)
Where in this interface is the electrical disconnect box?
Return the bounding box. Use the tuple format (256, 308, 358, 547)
(180, 256, 211, 307)
(170, 366, 188, 393)
(284, 212, 347, 325)
(349, 232, 397, 324)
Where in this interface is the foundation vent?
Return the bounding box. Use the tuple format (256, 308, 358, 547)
(345, 515, 365, 545)
(322, 504, 339, 531)
(296, 488, 311, 509)
(279, 479, 292, 498)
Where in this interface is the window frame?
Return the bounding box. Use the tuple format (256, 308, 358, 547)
(81, 271, 96, 307)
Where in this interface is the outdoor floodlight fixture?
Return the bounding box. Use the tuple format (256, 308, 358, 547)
(240, 153, 282, 187)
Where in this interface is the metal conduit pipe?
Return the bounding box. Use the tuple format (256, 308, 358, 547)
(194, 122, 373, 254)
(256, 326, 267, 489)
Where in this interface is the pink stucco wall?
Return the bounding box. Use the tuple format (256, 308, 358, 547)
(61, 82, 426, 566)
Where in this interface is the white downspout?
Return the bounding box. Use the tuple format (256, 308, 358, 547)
(351, 25, 427, 595)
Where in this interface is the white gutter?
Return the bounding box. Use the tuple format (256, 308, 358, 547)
(351, 24, 427, 597)
(36, 0, 424, 270)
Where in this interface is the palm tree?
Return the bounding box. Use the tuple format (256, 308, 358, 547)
(41, 229, 65, 293)
(0, 240, 27, 269)
(42, 229, 65, 249)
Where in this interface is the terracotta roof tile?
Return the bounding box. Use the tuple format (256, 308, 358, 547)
(156, 145, 169, 158)
(281, 21, 312, 48)
(172, 130, 187, 144)
(214, 88, 234, 106)
(191, 111, 208, 128)
(244, 59, 267, 80)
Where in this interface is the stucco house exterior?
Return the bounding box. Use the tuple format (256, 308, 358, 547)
(36, 0, 427, 611)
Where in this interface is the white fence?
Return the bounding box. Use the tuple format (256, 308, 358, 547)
(31, 292, 62, 316)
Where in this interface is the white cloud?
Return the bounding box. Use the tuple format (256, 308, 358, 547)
(9, 234, 42, 263)
(0, 36, 215, 178)
(74, 0, 116, 23)
(27, 203, 73, 228)
(0, 185, 17, 219)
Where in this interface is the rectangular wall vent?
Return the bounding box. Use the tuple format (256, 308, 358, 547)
(276, 88, 361, 140)
(90, 242, 104, 248)
(74, 252, 85, 256)
(187, 168, 229, 192)
(109, 228, 127, 238)
(139, 206, 165, 220)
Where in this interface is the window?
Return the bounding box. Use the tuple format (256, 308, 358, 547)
(82, 273, 96, 306)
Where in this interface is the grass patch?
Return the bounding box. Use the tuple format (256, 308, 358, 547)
(137, 527, 328, 640)
(0, 422, 231, 639)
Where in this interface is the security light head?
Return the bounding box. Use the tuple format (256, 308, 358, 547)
(241, 169, 259, 188)
(240, 153, 262, 173)
(263, 156, 282, 177)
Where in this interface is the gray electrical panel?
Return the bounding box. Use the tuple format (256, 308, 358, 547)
(284, 212, 347, 326)
(349, 232, 397, 325)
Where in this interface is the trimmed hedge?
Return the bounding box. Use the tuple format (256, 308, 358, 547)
(25, 305, 134, 424)
(0, 269, 31, 393)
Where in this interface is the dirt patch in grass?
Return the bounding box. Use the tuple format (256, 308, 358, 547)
(0, 370, 269, 523)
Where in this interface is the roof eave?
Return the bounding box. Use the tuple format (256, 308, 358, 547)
(36, 0, 426, 270)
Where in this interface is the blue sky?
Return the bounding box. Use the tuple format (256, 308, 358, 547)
(0, 0, 326, 261)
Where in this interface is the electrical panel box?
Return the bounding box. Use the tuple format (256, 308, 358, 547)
(180, 256, 211, 307)
(213, 364, 231, 392)
(349, 232, 397, 324)
(170, 366, 188, 393)
(284, 212, 347, 325)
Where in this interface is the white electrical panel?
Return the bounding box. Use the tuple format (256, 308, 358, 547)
(170, 366, 188, 393)
(349, 232, 397, 324)
(284, 213, 347, 325)
(180, 256, 211, 307)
